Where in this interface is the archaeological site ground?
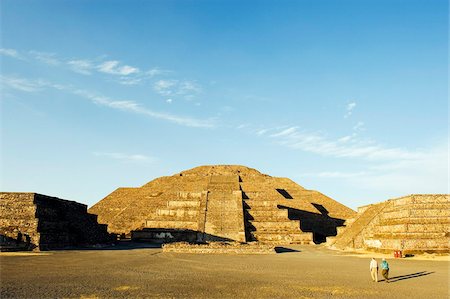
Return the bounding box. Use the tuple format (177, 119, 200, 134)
(1, 165, 449, 298)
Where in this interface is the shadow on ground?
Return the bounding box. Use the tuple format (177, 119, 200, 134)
(275, 247, 301, 254)
(380, 271, 434, 283)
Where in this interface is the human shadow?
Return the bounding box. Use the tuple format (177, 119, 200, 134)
(274, 247, 300, 254)
(379, 271, 434, 283)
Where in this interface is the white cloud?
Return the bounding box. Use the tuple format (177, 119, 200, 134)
(117, 76, 142, 85)
(70, 88, 214, 128)
(345, 101, 356, 118)
(146, 68, 170, 77)
(338, 134, 355, 142)
(270, 126, 299, 137)
(97, 60, 139, 76)
(306, 141, 448, 199)
(353, 121, 365, 132)
(67, 60, 93, 75)
(153, 80, 177, 96)
(29, 50, 61, 65)
(178, 81, 202, 94)
(269, 126, 424, 161)
(93, 152, 154, 162)
(3, 75, 215, 128)
(166, 99, 173, 104)
(153, 79, 203, 99)
(303, 171, 368, 179)
(0, 48, 22, 59)
(0, 76, 46, 92)
(256, 129, 268, 136)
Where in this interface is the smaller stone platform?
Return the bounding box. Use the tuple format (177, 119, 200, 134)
(162, 242, 276, 254)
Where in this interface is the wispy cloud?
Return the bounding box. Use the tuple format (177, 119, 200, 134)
(178, 81, 202, 94)
(97, 60, 139, 76)
(68, 59, 93, 75)
(147, 68, 171, 77)
(0, 75, 46, 92)
(344, 101, 356, 118)
(0, 48, 23, 59)
(154, 79, 177, 96)
(353, 121, 365, 132)
(93, 152, 154, 162)
(153, 79, 202, 99)
(1, 74, 215, 128)
(29, 50, 61, 65)
(268, 126, 423, 161)
(302, 141, 448, 200)
(71, 88, 214, 127)
(303, 171, 369, 179)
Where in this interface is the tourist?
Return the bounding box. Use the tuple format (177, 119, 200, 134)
(381, 258, 390, 283)
(369, 258, 378, 282)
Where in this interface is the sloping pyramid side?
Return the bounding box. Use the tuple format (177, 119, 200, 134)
(328, 194, 450, 253)
(89, 166, 357, 244)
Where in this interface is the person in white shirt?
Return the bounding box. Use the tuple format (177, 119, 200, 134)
(369, 258, 378, 282)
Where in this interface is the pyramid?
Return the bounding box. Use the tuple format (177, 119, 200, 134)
(327, 194, 450, 253)
(88, 165, 356, 244)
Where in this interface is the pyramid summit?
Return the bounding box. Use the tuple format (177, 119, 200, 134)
(88, 165, 356, 244)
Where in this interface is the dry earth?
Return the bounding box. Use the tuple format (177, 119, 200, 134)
(0, 243, 448, 299)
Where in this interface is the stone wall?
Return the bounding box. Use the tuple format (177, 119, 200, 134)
(0, 193, 40, 250)
(328, 194, 450, 253)
(0, 193, 112, 251)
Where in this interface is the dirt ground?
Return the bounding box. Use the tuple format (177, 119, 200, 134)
(1, 243, 448, 299)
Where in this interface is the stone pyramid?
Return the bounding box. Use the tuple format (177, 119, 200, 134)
(328, 194, 450, 253)
(88, 165, 356, 244)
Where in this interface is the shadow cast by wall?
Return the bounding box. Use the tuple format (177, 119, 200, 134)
(0, 234, 37, 252)
(277, 204, 346, 244)
(275, 247, 301, 253)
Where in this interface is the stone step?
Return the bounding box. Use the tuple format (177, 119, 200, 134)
(245, 200, 279, 208)
(245, 214, 290, 222)
(364, 238, 450, 252)
(252, 232, 313, 244)
(392, 195, 449, 205)
(145, 220, 198, 230)
(380, 209, 450, 219)
(249, 221, 299, 230)
(372, 232, 447, 239)
(156, 208, 199, 217)
(246, 210, 288, 218)
(378, 217, 450, 225)
(374, 223, 450, 233)
(167, 200, 200, 208)
(147, 214, 198, 221)
(389, 203, 450, 210)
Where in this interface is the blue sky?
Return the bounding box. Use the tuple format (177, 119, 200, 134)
(1, 0, 448, 209)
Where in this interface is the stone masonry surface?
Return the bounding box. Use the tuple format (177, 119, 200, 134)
(0, 192, 112, 251)
(89, 165, 356, 244)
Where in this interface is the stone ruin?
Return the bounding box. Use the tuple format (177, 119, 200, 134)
(327, 194, 450, 254)
(0, 193, 112, 251)
(89, 165, 356, 244)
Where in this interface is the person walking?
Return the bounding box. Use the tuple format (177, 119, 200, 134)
(369, 258, 378, 282)
(381, 258, 390, 283)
